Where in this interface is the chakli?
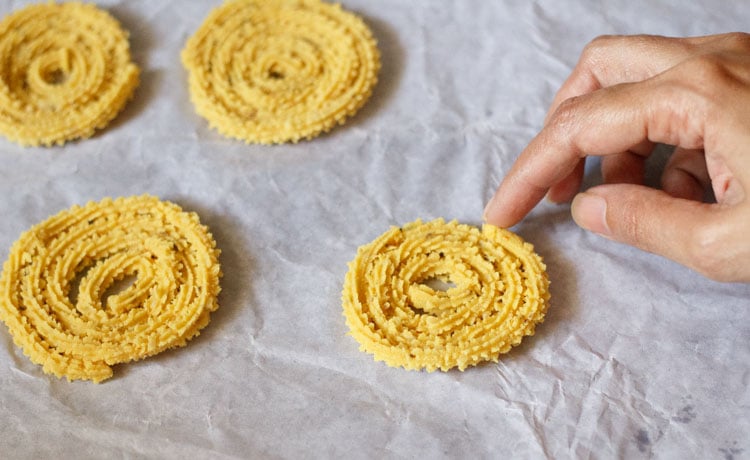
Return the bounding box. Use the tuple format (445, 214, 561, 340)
(0, 2, 139, 146)
(342, 219, 550, 371)
(0, 196, 221, 382)
(182, 0, 380, 144)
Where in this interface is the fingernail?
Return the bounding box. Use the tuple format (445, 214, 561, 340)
(482, 195, 498, 223)
(545, 190, 564, 204)
(571, 192, 610, 236)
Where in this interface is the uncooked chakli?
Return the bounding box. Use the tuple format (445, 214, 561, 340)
(182, 0, 380, 144)
(342, 219, 550, 372)
(0, 2, 139, 146)
(0, 196, 222, 383)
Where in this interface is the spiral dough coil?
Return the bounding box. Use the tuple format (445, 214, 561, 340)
(0, 2, 140, 146)
(342, 219, 550, 372)
(182, 0, 380, 144)
(0, 195, 221, 383)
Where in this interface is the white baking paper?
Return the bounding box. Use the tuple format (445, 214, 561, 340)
(1, 1, 749, 458)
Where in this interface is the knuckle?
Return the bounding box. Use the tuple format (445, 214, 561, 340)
(580, 35, 622, 66)
(581, 34, 662, 62)
(650, 81, 709, 148)
(584, 34, 618, 51)
(547, 95, 584, 133)
(719, 32, 750, 53)
(551, 96, 580, 121)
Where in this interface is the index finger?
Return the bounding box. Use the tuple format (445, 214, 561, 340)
(483, 75, 707, 228)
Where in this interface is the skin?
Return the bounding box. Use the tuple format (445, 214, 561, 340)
(483, 33, 750, 282)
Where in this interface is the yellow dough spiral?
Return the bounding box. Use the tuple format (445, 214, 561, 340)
(342, 219, 550, 372)
(0, 195, 221, 383)
(0, 2, 139, 146)
(182, 0, 380, 144)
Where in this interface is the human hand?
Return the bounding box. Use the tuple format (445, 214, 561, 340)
(483, 33, 750, 282)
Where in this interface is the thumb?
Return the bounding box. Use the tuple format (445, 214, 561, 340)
(570, 184, 745, 281)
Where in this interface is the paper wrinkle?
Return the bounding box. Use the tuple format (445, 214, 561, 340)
(251, 346, 391, 411)
(493, 330, 694, 457)
(1, 0, 749, 458)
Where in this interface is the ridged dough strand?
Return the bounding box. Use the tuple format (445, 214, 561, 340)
(0, 2, 140, 146)
(0, 195, 222, 382)
(182, 0, 380, 144)
(342, 219, 550, 372)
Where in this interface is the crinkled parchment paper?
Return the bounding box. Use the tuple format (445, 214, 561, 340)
(1, 1, 748, 458)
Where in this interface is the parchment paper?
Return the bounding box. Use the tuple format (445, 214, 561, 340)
(1, 1, 749, 458)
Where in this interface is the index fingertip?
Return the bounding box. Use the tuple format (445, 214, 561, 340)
(483, 188, 523, 228)
(483, 193, 509, 227)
